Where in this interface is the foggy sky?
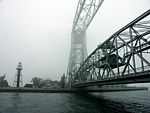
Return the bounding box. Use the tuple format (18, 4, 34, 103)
(0, 0, 149, 86)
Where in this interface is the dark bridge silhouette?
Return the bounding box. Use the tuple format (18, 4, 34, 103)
(72, 9, 150, 88)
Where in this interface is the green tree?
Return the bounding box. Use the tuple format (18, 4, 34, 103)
(0, 74, 9, 87)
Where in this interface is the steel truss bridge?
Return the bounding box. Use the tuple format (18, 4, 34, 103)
(67, 0, 150, 88)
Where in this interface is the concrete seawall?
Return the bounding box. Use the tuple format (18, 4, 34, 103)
(0, 87, 148, 93)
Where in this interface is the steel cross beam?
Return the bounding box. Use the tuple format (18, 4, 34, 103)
(72, 9, 150, 88)
(72, 0, 104, 34)
(66, 0, 104, 87)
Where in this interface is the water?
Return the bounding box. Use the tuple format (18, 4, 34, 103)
(0, 90, 150, 113)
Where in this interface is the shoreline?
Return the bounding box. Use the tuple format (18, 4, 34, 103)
(0, 87, 148, 93)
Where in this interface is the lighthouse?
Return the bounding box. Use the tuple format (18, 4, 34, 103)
(13, 62, 23, 87)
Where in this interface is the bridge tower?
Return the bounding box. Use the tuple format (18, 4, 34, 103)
(67, 0, 104, 87)
(67, 29, 87, 86)
(13, 62, 23, 87)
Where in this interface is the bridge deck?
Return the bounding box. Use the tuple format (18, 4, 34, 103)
(72, 70, 150, 88)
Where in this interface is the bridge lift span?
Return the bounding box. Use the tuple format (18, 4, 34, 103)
(72, 9, 150, 88)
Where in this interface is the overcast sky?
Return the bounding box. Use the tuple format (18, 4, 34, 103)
(0, 0, 149, 86)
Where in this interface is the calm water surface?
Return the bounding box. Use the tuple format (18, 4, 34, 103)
(0, 90, 150, 113)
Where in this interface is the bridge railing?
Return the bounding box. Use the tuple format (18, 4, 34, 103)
(108, 65, 150, 79)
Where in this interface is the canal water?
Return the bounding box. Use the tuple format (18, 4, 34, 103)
(0, 90, 150, 113)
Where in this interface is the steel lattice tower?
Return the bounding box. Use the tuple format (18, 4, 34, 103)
(67, 0, 104, 87)
(13, 62, 23, 87)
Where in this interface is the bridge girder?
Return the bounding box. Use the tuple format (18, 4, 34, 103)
(72, 0, 104, 34)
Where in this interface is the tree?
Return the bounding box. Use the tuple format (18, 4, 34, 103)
(31, 77, 61, 89)
(60, 73, 65, 88)
(31, 77, 44, 88)
(0, 74, 9, 87)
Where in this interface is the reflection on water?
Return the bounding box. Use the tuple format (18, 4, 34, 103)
(0, 90, 150, 113)
(10, 93, 22, 112)
(70, 93, 130, 113)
